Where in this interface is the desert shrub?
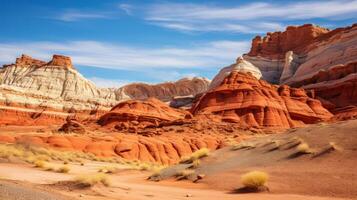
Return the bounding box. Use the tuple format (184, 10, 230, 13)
(98, 166, 118, 174)
(34, 160, 46, 168)
(192, 159, 200, 168)
(296, 143, 313, 154)
(44, 165, 55, 171)
(57, 165, 70, 173)
(176, 169, 195, 178)
(74, 173, 111, 187)
(180, 148, 210, 163)
(241, 171, 268, 188)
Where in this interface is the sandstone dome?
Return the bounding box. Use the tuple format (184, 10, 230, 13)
(209, 56, 262, 89)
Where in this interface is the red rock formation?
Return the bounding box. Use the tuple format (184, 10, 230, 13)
(0, 132, 222, 164)
(3, 54, 47, 67)
(47, 54, 73, 68)
(98, 98, 188, 130)
(244, 23, 357, 118)
(248, 24, 329, 59)
(191, 72, 332, 128)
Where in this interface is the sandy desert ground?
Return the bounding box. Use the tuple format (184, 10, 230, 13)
(0, 119, 356, 200)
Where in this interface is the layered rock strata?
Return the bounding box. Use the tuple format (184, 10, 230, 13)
(244, 24, 357, 111)
(191, 72, 333, 128)
(98, 98, 189, 131)
(0, 55, 209, 125)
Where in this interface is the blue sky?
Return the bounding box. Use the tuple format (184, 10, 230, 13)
(0, 0, 356, 87)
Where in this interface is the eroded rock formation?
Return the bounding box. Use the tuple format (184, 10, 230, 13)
(0, 55, 209, 125)
(191, 72, 332, 128)
(0, 132, 222, 164)
(98, 98, 189, 131)
(244, 24, 357, 112)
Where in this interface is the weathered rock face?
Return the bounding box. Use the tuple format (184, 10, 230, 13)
(0, 132, 222, 165)
(248, 24, 329, 59)
(244, 24, 357, 111)
(47, 54, 73, 69)
(191, 72, 332, 128)
(98, 98, 188, 130)
(0, 55, 210, 125)
(117, 77, 210, 102)
(0, 55, 118, 117)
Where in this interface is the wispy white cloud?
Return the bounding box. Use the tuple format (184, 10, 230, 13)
(118, 3, 133, 15)
(145, 0, 357, 32)
(0, 40, 250, 70)
(55, 10, 110, 22)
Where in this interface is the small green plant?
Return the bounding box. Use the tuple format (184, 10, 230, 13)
(241, 171, 268, 188)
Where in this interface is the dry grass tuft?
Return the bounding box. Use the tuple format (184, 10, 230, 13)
(180, 148, 210, 163)
(74, 173, 111, 187)
(296, 143, 314, 154)
(175, 169, 195, 180)
(98, 166, 118, 174)
(57, 165, 70, 173)
(192, 159, 200, 168)
(33, 160, 46, 168)
(241, 171, 269, 188)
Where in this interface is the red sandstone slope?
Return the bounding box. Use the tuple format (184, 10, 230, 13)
(98, 98, 189, 130)
(192, 71, 332, 128)
(243, 24, 357, 115)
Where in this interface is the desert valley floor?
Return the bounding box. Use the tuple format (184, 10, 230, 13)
(0, 118, 356, 200)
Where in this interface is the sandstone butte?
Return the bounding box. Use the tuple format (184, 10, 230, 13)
(0, 54, 209, 126)
(242, 23, 357, 119)
(98, 97, 190, 130)
(191, 71, 333, 129)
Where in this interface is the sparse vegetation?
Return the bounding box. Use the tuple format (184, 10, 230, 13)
(98, 166, 118, 174)
(33, 160, 46, 168)
(296, 143, 314, 154)
(175, 169, 195, 180)
(74, 173, 111, 187)
(180, 148, 210, 163)
(57, 165, 70, 173)
(313, 142, 342, 157)
(192, 159, 200, 168)
(241, 171, 269, 189)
